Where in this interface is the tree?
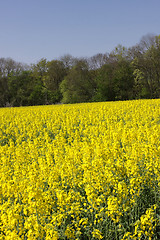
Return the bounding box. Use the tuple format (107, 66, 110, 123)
(0, 76, 8, 107)
(92, 64, 114, 102)
(31, 58, 48, 80)
(41, 60, 67, 103)
(8, 71, 46, 106)
(0, 58, 29, 107)
(60, 54, 77, 70)
(60, 60, 95, 103)
(43, 60, 66, 91)
(113, 59, 134, 100)
(92, 45, 134, 102)
(31, 58, 49, 104)
(132, 34, 160, 99)
(87, 53, 108, 70)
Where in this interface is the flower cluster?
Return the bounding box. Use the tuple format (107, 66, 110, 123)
(0, 99, 159, 239)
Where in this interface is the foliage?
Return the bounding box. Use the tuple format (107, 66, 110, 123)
(93, 64, 115, 102)
(0, 34, 160, 106)
(60, 60, 95, 103)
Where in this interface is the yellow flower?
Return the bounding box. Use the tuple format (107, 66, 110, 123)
(92, 229, 103, 239)
(0, 99, 159, 239)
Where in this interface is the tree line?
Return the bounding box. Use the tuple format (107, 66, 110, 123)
(0, 34, 160, 107)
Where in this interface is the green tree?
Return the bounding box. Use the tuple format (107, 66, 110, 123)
(60, 60, 94, 103)
(93, 47, 134, 102)
(0, 76, 8, 107)
(42, 60, 67, 103)
(31, 58, 48, 80)
(31, 58, 49, 104)
(93, 64, 115, 102)
(0, 58, 29, 107)
(8, 71, 46, 106)
(132, 34, 160, 99)
(113, 59, 134, 100)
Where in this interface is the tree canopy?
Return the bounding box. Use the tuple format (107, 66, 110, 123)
(0, 34, 160, 107)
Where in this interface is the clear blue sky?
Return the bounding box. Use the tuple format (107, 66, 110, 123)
(0, 0, 160, 64)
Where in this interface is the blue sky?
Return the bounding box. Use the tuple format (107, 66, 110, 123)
(0, 0, 160, 64)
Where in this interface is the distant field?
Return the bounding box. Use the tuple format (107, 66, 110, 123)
(0, 100, 160, 240)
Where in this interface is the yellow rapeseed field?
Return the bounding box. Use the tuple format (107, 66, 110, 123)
(0, 99, 160, 240)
